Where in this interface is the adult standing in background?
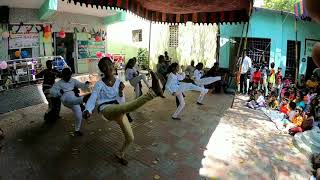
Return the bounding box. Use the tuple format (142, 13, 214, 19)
(164, 51, 170, 62)
(240, 51, 252, 94)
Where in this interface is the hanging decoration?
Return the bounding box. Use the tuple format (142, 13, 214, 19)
(95, 35, 102, 42)
(43, 25, 52, 42)
(15, 22, 24, 33)
(15, 51, 21, 58)
(96, 51, 103, 58)
(2, 31, 9, 39)
(74, 27, 79, 33)
(26, 25, 34, 33)
(21, 51, 29, 59)
(0, 61, 8, 70)
(59, 27, 66, 38)
(35, 25, 42, 33)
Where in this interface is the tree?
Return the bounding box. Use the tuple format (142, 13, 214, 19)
(263, 0, 298, 12)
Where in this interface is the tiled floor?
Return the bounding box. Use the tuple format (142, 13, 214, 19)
(0, 85, 233, 180)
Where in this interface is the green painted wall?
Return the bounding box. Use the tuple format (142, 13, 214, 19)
(38, 0, 58, 20)
(220, 8, 320, 76)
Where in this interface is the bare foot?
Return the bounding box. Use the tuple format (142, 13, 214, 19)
(115, 153, 128, 166)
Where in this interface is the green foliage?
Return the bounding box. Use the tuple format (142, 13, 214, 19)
(137, 48, 149, 70)
(263, 0, 298, 12)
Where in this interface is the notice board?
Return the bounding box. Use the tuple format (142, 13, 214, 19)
(77, 40, 105, 59)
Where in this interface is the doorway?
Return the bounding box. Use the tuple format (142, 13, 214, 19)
(306, 57, 317, 80)
(55, 33, 75, 73)
(286, 40, 301, 78)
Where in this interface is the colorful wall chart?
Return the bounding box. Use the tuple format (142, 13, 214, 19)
(77, 40, 105, 59)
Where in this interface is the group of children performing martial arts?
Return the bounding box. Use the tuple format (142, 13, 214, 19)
(38, 57, 220, 165)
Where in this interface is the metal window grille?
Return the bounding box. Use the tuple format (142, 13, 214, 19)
(132, 29, 142, 42)
(246, 38, 271, 67)
(286, 40, 301, 77)
(169, 25, 179, 48)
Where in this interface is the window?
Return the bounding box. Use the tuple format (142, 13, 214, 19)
(169, 25, 179, 48)
(132, 29, 142, 42)
(246, 38, 271, 67)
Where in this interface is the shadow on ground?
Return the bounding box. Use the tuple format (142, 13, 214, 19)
(0, 85, 233, 180)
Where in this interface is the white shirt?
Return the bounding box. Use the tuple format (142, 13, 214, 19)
(125, 68, 138, 81)
(165, 72, 185, 94)
(185, 65, 195, 76)
(288, 110, 296, 121)
(193, 69, 204, 81)
(85, 78, 121, 113)
(256, 95, 265, 106)
(50, 78, 88, 98)
(241, 56, 252, 74)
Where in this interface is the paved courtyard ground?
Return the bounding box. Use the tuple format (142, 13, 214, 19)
(0, 85, 233, 180)
(200, 95, 312, 180)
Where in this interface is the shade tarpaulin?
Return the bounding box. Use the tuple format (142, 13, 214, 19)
(64, 0, 252, 24)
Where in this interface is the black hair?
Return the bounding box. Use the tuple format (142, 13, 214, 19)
(158, 55, 165, 64)
(46, 60, 52, 67)
(98, 57, 113, 72)
(196, 63, 204, 70)
(284, 91, 290, 98)
(289, 101, 296, 110)
(125, 58, 136, 70)
(270, 62, 275, 69)
(168, 63, 179, 74)
(61, 68, 72, 79)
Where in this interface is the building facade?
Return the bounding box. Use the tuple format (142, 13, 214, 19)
(219, 8, 320, 79)
(106, 13, 219, 70)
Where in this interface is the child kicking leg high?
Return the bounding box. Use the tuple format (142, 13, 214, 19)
(83, 57, 164, 165)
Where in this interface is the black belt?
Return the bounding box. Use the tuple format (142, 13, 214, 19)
(97, 100, 119, 113)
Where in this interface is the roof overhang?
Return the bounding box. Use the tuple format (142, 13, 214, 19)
(64, 0, 253, 24)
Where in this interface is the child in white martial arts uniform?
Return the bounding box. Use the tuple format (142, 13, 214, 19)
(193, 63, 221, 88)
(166, 63, 209, 120)
(83, 57, 164, 165)
(50, 68, 90, 136)
(125, 58, 151, 98)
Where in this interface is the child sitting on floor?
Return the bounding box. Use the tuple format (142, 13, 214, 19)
(289, 108, 314, 136)
(246, 90, 266, 109)
(279, 98, 290, 115)
(289, 88, 296, 102)
(288, 101, 297, 121)
(284, 106, 304, 132)
(268, 92, 279, 110)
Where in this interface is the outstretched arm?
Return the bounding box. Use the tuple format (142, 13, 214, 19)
(85, 82, 100, 113)
(74, 79, 89, 90)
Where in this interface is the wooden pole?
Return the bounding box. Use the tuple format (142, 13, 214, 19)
(147, 21, 152, 71)
(295, 18, 298, 84)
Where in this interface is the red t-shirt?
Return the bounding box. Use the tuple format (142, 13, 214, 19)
(280, 104, 289, 115)
(276, 72, 282, 86)
(253, 71, 261, 84)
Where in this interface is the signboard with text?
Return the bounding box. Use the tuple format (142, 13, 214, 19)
(77, 40, 105, 59)
(9, 33, 39, 49)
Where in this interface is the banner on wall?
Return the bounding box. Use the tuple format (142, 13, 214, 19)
(305, 39, 320, 57)
(9, 32, 40, 49)
(77, 40, 105, 59)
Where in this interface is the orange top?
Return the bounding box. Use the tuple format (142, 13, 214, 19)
(279, 105, 289, 115)
(292, 115, 304, 127)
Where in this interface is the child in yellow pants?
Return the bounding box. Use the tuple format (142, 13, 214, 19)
(83, 57, 164, 165)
